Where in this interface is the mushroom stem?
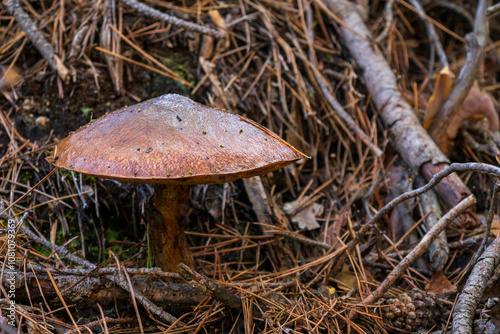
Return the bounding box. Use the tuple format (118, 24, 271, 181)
(149, 184, 194, 272)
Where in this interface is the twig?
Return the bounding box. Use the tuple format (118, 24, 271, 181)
(462, 131, 500, 156)
(64, 317, 134, 334)
(27, 264, 182, 281)
(363, 195, 476, 307)
(469, 181, 500, 267)
(374, 0, 395, 43)
(428, 0, 490, 144)
(437, 2, 474, 26)
(273, 231, 332, 250)
(6, 0, 69, 82)
(305, 3, 382, 157)
(416, 176, 448, 272)
(451, 237, 500, 334)
(408, 0, 449, 67)
(369, 234, 489, 261)
(329, 162, 499, 277)
(19, 222, 183, 325)
(486, 2, 500, 16)
(119, 0, 225, 39)
(178, 263, 261, 316)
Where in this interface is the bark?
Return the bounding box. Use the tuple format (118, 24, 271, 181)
(4, 270, 204, 309)
(6, 0, 69, 82)
(428, 0, 490, 146)
(451, 240, 500, 334)
(363, 195, 475, 306)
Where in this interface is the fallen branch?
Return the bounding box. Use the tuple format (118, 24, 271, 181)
(428, 0, 491, 147)
(363, 194, 476, 306)
(304, 4, 382, 157)
(9, 269, 203, 306)
(19, 223, 182, 326)
(178, 263, 262, 315)
(28, 263, 182, 281)
(451, 237, 500, 334)
(120, 0, 225, 39)
(329, 162, 498, 277)
(486, 2, 500, 15)
(6, 0, 69, 82)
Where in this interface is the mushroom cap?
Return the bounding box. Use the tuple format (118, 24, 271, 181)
(47, 94, 308, 185)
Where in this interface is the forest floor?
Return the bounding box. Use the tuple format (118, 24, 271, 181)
(1, 0, 500, 333)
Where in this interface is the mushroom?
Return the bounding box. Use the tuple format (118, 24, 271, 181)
(47, 94, 307, 272)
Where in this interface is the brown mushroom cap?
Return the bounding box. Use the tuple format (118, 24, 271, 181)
(47, 94, 307, 185)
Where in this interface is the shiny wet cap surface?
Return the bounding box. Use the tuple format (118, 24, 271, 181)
(47, 94, 307, 185)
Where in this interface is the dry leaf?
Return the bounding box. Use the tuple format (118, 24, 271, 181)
(446, 82, 499, 140)
(208, 10, 229, 53)
(424, 66, 455, 129)
(319, 214, 345, 248)
(0, 66, 22, 91)
(283, 202, 323, 230)
(425, 271, 457, 298)
(335, 264, 358, 289)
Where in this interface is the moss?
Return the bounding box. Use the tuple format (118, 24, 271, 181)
(148, 56, 196, 97)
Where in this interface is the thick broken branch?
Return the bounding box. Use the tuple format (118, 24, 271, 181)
(19, 223, 182, 325)
(5, 269, 204, 307)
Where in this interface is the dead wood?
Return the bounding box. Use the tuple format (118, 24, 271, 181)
(178, 263, 262, 317)
(487, 2, 500, 15)
(243, 176, 273, 231)
(428, 0, 491, 150)
(451, 238, 500, 334)
(363, 194, 476, 307)
(321, 0, 471, 210)
(416, 177, 448, 272)
(329, 162, 498, 282)
(19, 222, 183, 325)
(408, 0, 448, 67)
(120, 0, 225, 39)
(6, 0, 69, 82)
(4, 270, 203, 308)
